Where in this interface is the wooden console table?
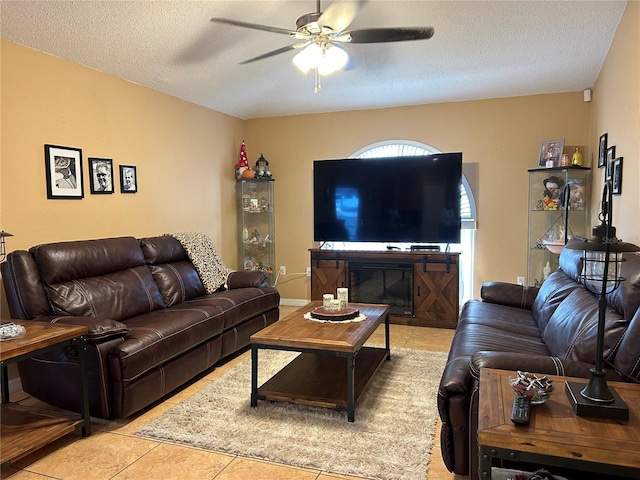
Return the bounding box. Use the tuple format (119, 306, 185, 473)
(1, 320, 91, 465)
(310, 249, 459, 328)
(478, 368, 640, 479)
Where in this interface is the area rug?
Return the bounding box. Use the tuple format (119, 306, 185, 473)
(136, 347, 449, 480)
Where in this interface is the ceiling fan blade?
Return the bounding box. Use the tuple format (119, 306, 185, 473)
(239, 44, 297, 65)
(346, 27, 434, 43)
(210, 17, 295, 36)
(318, 0, 368, 33)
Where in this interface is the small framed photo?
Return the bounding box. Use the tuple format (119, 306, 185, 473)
(606, 145, 616, 180)
(598, 133, 608, 168)
(612, 157, 623, 195)
(119, 165, 137, 193)
(538, 139, 565, 168)
(88, 158, 114, 194)
(44, 144, 84, 199)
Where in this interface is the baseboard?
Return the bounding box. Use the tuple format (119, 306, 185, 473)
(280, 298, 311, 307)
(8, 376, 23, 394)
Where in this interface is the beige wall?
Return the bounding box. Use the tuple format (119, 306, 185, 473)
(1, 40, 244, 318)
(589, 0, 639, 244)
(245, 94, 591, 301)
(1, 0, 637, 309)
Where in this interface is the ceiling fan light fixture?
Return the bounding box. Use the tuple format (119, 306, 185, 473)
(318, 43, 348, 75)
(292, 43, 322, 73)
(292, 42, 348, 76)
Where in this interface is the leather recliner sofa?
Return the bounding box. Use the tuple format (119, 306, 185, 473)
(1, 235, 280, 419)
(438, 248, 640, 479)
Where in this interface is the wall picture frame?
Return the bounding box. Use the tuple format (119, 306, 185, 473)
(612, 157, 623, 195)
(606, 145, 616, 180)
(597, 133, 608, 168)
(120, 165, 137, 193)
(538, 139, 564, 168)
(44, 144, 84, 199)
(88, 158, 114, 194)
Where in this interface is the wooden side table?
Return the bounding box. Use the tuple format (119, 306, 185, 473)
(0, 320, 91, 465)
(478, 368, 640, 479)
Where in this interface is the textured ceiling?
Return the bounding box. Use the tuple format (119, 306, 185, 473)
(0, 1, 626, 119)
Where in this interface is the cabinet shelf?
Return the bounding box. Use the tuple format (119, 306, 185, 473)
(238, 179, 275, 280)
(527, 166, 590, 286)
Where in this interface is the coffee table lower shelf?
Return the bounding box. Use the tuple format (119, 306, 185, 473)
(256, 346, 387, 416)
(1, 403, 86, 464)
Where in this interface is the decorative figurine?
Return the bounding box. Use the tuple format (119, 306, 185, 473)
(542, 175, 564, 210)
(254, 153, 272, 178)
(235, 141, 249, 180)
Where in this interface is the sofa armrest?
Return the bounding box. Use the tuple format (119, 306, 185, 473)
(480, 282, 539, 309)
(36, 316, 129, 342)
(470, 351, 625, 382)
(227, 270, 268, 289)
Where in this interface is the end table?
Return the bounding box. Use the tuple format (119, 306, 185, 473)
(1, 319, 91, 465)
(478, 368, 640, 479)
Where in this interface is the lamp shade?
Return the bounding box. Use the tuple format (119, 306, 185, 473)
(293, 42, 349, 76)
(565, 223, 639, 294)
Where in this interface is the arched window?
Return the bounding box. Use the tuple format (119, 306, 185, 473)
(345, 141, 477, 304)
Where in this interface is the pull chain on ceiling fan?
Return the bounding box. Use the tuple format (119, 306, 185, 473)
(211, 0, 434, 93)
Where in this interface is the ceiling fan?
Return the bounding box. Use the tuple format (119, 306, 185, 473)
(210, 0, 434, 92)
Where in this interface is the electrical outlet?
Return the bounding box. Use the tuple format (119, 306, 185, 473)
(279, 266, 286, 275)
(517, 276, 525, 286)
(306, 266, 311, 277)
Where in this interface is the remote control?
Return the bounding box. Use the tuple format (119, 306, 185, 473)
(510, 396, 531, 425)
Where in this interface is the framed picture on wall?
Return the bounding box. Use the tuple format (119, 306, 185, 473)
(537, 139, 564, 168)
(120, 165, 137, 193)
(612, 157, 623, 195)
(88, 158, 114, 194)
(597, 133, 608, 168)
(606, 145, 616, 180)
(44, 144, 84, 199)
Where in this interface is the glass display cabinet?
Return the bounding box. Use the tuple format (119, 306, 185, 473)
(237, 178, 275, 283)
(527, 166, 590, 287)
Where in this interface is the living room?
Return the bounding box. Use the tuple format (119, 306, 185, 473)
(1, 1, 638, 479)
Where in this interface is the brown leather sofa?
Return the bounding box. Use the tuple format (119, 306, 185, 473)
(1, 235, 280, 419)
(438, 248, 640, 479)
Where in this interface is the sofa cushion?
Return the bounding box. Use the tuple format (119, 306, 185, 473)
(32, 236, 144, 284)
(541, 288, 627, 363)
(109, 306, 228, 382)
(613, 309, 640, 381)
(179, 286, 281, 330)
(45, 266, 166, 321)
(31, 237, 165, 321)
(531, 269, 582, 333)
(140, 236, 207, 307)
(449, 300, 547, 358)
(607, 252, 640, 321)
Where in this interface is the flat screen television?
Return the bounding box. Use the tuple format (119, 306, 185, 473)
(313, 153, 462, 244)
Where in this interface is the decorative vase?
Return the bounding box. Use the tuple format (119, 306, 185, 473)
(571, 147, 583, 166)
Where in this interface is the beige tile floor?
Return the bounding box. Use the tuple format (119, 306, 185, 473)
(1, 306, 468, 480)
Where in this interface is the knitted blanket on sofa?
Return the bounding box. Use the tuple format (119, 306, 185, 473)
(167, 232, 233, 294)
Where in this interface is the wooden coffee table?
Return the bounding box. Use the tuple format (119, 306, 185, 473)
(478, 368, 640, 479)
(250, 301, 390, 422)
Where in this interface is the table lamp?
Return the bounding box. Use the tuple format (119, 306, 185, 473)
(564, 180, 639, 420)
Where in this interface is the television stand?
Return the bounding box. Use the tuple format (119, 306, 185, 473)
(310, 249, 459, 328)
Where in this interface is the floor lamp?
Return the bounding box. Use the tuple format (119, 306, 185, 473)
(564, 180, 639, 420)
(0, 231, 13, 260)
